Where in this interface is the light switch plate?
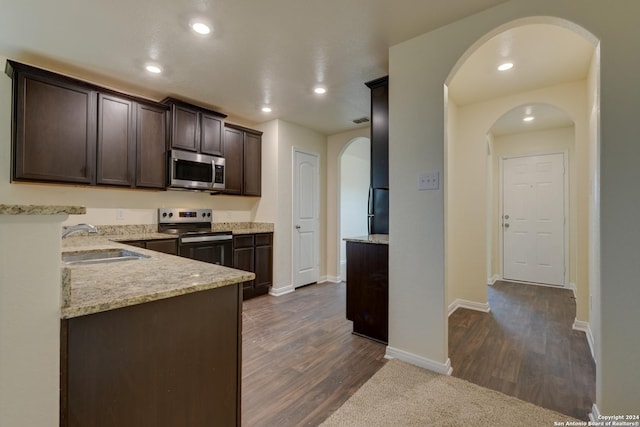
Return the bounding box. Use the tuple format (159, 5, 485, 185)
(418, 172, 439, 190)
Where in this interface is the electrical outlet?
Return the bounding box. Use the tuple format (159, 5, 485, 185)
(116, 209, 125, 221)
(418, 172, 439, 191)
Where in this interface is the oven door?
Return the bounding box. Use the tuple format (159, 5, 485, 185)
(178, 233, 233, 267)
(169, 150, 216, 190)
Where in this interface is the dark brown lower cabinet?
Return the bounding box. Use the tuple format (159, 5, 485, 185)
(60, 284, 242, 427)
(120, 238, 178, 255)
(233, 233, 273, 300)
(345, 241, 389, 343)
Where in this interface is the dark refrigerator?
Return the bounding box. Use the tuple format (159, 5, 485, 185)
(368, 187, 389, 234)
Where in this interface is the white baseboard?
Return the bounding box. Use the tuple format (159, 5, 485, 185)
(385, 346, 453, 376)
(448, 299, 491, 317)
(269, 284, 294, 297)
(572, 319, 596, 363)
(323, 275, 342, 284)
(589, 403, 601, 423)
(567, 282, 577, 298)
(488, 274, 500, 285)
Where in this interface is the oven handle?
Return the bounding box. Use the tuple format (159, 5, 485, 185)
(180, 235, 233, 244)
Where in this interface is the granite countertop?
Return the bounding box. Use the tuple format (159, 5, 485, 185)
(0, 204, 86, 215)
(61, 235, 255, 319)
(343, 234, 389, 245)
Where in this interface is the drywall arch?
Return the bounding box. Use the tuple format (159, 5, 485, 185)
(443, 16, 600, 416)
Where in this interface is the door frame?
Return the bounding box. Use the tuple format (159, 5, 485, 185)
(291, 147, 320, 288)
(498, 149, 569, 287)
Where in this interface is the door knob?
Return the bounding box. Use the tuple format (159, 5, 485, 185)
(295, 225, 301, 230)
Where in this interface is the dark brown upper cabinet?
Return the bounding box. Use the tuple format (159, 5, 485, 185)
(135, 102, 168, 188)
(10, 65, 96, 184)
(6, 60, 168, 189)
(365, 76, 389, 189)
(164, 98, 226, 157)
(97, 94, 135, 186)
(223, 124, 262, 197)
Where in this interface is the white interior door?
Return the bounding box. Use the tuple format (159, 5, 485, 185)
(503, 153, 566, 286)
(293, 148, 319, 287)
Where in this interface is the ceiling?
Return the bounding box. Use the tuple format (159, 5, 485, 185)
(0, 0, 509, 135)
(448, 23, 595, 135)
(0, 2, 595, 137)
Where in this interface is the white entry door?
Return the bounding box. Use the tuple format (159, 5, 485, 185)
(503, 153, 566, 286)
(293, 148, 320, 287)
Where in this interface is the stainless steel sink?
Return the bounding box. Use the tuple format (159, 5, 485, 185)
(62, 249, 150, 265)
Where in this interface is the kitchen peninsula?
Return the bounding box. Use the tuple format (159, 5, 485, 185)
(60, 229, 254, 427)
(344, 234, 389, 343)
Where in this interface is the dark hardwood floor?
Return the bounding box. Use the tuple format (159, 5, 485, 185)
(242, 282, 387, 427)
(448, 280, 596, 420)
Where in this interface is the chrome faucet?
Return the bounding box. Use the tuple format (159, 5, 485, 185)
(62, 223, 98, 239)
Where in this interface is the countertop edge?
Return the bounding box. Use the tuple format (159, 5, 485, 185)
(0, 204, 86, 216)
(61, 273, 254, 319)
(343, 234, 389, 245)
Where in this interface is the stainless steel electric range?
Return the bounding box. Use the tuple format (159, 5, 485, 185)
(158, 208, 233, 267)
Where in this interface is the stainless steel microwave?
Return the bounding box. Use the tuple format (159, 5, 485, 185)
(168, 149, 225, 191)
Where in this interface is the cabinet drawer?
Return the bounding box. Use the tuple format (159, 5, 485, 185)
(233, 235, 254, 249)
(255, 233, 272, 246)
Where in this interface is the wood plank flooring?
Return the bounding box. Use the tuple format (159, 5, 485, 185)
(448, 280, 596, 420)
(242, 282, 387, 427)
(242, 280, 595, 425)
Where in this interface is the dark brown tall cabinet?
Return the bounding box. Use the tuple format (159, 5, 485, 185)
(223, 124, 262, 196)
(365, 76, 389, 189)
(6, 60, 168, 189)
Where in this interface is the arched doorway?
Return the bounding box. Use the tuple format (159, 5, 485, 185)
(444, 18, 600, 419)
(338, 137, 371, 281)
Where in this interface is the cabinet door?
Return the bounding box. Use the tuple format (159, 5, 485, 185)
(254, 233, 272, 289)
(223, 127, 243, 195)
(136, 103, 167, 188)
(243, 132, 262, 196)
(345, 241, 389, 343)
(369, 79, 389, 189)
(97, 94, 134, 186)
(200, 113, 223, 156)
(14, 73, 96, 183)
(170, 104, 198, 151)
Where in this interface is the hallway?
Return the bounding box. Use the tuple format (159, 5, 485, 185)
(448, 281, 595, 420)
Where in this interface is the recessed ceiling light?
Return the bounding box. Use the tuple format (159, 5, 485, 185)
(191, 22, 211, 35)
(498, 62, 514, 71)
(314, 87, 327, 94)
(523, 116, 535, 122)
(261, 106, 272, 113)
(145, 64, 162, 74)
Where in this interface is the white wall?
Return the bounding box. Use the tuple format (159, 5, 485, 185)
(0, 214, 68, 427)
(339, 138, 370, 280)
(446, 80, 589, 320)
(260, 119, 327, 293)
(389, 0, 640, 414)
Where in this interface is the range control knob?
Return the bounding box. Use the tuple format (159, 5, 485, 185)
(207, 212, 211, 217)
(162, 212, 167, 218)
(168, 212, 173, 218)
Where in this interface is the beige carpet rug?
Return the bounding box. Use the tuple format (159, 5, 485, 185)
(320, 359, 580, 427)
